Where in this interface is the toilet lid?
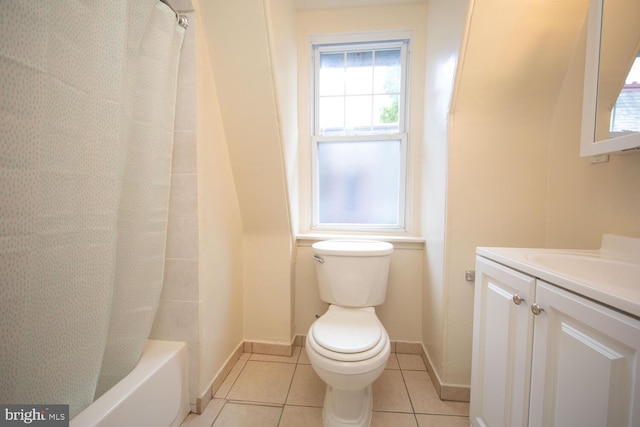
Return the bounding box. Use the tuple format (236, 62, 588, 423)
(311, 307, 382, 354)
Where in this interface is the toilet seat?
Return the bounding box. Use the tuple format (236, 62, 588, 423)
(309, 306, 387, 363)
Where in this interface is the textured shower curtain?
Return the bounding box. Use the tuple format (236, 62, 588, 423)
(0, 0, 184, 418)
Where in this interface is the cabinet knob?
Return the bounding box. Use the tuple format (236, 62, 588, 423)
(530, 303, 544, 316)
(512, 294, 525, 305)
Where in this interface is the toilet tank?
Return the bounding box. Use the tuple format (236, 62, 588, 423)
(311, 240, 393, 307)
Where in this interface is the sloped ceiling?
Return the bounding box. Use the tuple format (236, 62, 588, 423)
(196, 0, 589, 235)
(453, 0, 588, 117)
(197, 0, 291, 235)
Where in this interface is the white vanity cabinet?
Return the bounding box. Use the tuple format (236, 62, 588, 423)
(528, 281, 640, 427)
(470, 256, 640, 427)
(470, 257, 536, 427)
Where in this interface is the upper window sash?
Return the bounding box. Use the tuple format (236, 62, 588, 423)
(312, 40, 409, 137)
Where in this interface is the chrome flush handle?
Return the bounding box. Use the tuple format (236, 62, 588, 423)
(312, 255, 324, 264)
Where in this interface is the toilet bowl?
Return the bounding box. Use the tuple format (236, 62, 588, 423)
(307, 240, 394, 427)
(306, 306, 390, 427)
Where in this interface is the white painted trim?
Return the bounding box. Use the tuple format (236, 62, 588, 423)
(309, 29, 413, 46)
(308, 35, 411, 232)
(580, 0, 640, 156)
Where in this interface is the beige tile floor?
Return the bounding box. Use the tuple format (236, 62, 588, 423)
(181, 346, 469, 427)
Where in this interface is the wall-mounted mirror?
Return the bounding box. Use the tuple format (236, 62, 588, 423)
(580, 0, 640, 157)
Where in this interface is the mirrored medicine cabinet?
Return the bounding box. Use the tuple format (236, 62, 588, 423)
(580, 0, 640, 156)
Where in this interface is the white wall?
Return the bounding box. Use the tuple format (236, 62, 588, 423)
(198, 0, 294, 345)
(264, 0, 300, 344)
(438, 0, 588, 387)
(193, 0, 245, 403)
(421, 0, 470, 391)
(547, 20, 640, 248)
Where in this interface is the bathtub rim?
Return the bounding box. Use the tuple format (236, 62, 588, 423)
(70, 339, 188, 427)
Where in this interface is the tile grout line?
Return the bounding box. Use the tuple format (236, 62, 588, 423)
(227, 400, 284, 408)
(207, 357, 252, 427)
(208, 400, 225, 427)
(200, 347, 469, 426)
(216, 357, 248, 400)
(278, 362, 299, 427)
(280, 351, 302, 422)
(398, 364, 420, 425)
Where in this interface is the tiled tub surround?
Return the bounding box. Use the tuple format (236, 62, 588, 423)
(182, 341, 469, 427)
(149, 3, 202, 411)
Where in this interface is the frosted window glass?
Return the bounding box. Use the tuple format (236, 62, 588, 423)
(317, 140, 400, 225)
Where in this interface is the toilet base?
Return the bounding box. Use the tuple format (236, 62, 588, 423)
(322, 384, 373, 427)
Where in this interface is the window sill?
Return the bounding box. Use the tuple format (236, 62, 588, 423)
(296, 232, 425, 250)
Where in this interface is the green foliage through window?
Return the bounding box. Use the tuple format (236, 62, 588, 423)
(380, 99, 398, 123)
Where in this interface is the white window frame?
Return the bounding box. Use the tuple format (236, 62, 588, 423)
(310, 34, 411, 232)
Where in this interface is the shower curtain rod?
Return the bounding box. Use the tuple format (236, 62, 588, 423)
(159, 0, 189, 29)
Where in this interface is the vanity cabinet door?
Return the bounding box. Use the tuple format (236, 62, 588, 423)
(470, 257, 536, 427)
(528, 281, 640, 427)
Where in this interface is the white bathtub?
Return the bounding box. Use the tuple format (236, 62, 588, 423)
(71, 340, 189, 427)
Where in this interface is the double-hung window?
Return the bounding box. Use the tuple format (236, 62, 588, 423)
(311, 38, 409, 231)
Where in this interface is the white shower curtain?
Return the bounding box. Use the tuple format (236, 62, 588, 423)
(0, 0, 184, 417)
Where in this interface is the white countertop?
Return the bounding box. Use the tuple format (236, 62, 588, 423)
(477, 235, 640, 319)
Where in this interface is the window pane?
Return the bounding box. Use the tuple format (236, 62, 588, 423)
(317, 140, 400, 225)
(373, 49, 401, 94)
(317, 47, 403, 137)
(313, 40, 407, 230)
(373, 94, 399, 131)
(610, 54, 640, 133)
(319, 53, 345, 96)
(346, 51, 373, 95)
(345, 95, 373, 131)
(319, 96, 345, 133)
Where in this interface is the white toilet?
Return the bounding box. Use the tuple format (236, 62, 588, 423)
(306, 239, 393, 427)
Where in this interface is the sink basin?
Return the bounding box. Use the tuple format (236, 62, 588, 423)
(478, 235, 640, 318)
(524, 252, 640, 291)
